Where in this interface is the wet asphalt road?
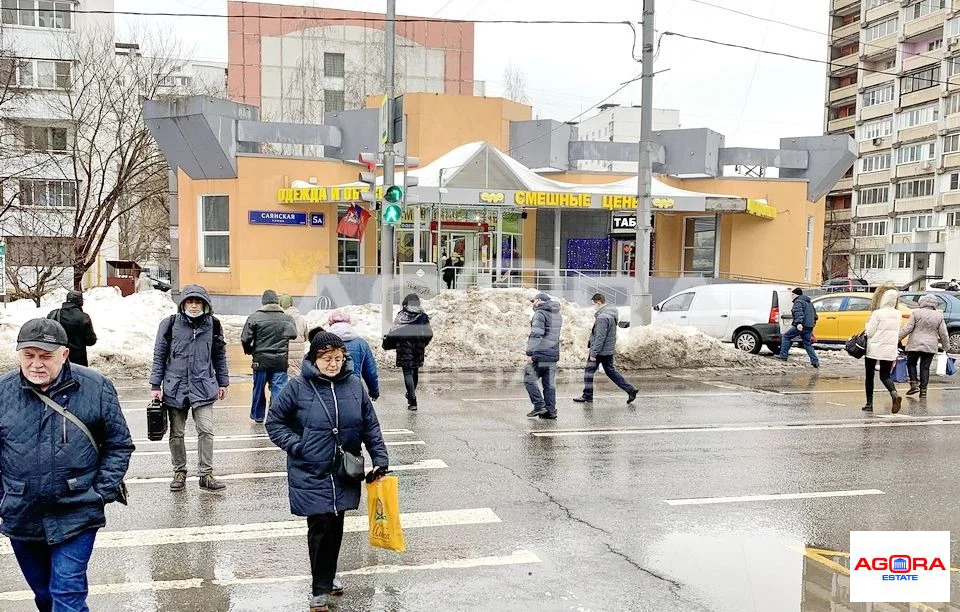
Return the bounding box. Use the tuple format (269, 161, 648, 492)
(2, 353, 960, 611)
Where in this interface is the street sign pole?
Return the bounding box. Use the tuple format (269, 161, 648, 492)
(380, 0, 397, 336)
(631, 0, 655, 327)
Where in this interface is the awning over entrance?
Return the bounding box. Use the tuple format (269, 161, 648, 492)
(281, 142, 775, 219)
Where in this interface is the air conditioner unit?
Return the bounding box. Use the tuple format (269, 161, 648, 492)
(920, 160, 933, 170)
(950, 37, 960, 51)
(873, 137, 885, 146)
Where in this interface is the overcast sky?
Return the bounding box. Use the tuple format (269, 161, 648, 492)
(116, 0, 831, 148)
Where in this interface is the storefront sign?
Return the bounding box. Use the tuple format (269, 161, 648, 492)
(309, 213, 325, 227)
(278, 186, 384, 204)
(611, 214, 637, 233)
(513, 191, 591, 208)
(601, 195, 677, 210)
(746, 199, 777, 220)
(480, 191, 505, 203)
(248, 211, 307, 226)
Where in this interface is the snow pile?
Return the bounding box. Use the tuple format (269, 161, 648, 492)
(0, 288, 177, 378)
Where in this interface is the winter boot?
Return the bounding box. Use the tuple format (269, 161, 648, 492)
(170, 471, 187, 492)
(309, 594, 330, 612)
(572, 396, 592, 403)
(526, 406, 547, 418)
(861, 403, 873, 412)
(627, 389, 638, 404)
(330, 577, 344, 596)
(891, 391, 902, 414)
(199, 474, 226, 491)
(920, 387, 928, 399)
(906, 381, 920, 396)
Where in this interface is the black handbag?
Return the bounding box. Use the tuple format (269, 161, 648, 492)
(846, 331, 868, 359)
(309, 382, 365, 483)
(146, 399, 168, 441)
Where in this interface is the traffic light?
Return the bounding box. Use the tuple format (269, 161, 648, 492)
(357, 152, 378, 206)
(381, 156, 419, 226)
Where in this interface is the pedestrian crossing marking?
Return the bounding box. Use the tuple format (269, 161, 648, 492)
(124, 459, 447, 485)
(132, 440, 425, 457)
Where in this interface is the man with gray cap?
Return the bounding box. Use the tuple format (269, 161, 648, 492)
(242, 289, 298, 423)
(0, 318, 133, 611)
(47, 290, 97, 367)
(525, 292, 563, 419)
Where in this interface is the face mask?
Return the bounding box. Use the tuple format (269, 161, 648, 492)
(185, 309, 204, 318)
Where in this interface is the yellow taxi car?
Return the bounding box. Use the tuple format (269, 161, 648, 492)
(810, 292, 917, 344)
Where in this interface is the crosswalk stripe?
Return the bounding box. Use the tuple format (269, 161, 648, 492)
(0, 550, 541, 600)
(0, 507, 500, 555)
(133, 440, 426, 457)
(124, 459, 447, 485)
(131, 430, 414, 444)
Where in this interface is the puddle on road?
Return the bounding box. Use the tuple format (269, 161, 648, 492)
(647, 532, 960, 611)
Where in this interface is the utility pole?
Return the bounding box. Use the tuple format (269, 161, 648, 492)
(631, 0, 654, 327)
(380, 0, 397, 335)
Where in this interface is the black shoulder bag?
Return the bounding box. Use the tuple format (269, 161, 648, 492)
(308, 382, 365, 483)
(32, 390, 129, 505)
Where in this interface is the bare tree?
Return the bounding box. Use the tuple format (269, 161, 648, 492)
(501, 63, 529, 105)
(4, 204, 73, 306)
(821, 209, 851, 280)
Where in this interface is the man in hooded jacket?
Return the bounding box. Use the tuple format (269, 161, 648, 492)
(574, 293, 638, 404)
(776, 288, 820, 368)
(525, 293, 562, 419)
(150, 285, 230, 492)
(242, 290, 298, 423)
(47, 290, 97, 367)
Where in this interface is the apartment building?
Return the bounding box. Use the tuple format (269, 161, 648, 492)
(575, 104, 681, 173)
(824, 0, 960, 286)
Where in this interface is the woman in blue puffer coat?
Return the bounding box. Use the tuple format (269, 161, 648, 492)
(267, 332, 389, 612)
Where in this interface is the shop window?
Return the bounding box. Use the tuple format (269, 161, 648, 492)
(337, 205, 361, 273)
(682, 216, 716, 277)
(199, 195, 229, 270)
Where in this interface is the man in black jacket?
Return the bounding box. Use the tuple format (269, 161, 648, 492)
(776, 288, 820, 368)
(525, 293, 562, 419)
(47, 291, 97, 367)
(241, 289, 298, 423)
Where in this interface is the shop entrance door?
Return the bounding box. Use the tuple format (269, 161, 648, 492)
(441, 231, 478, 288)
(614, 239, 636, 276)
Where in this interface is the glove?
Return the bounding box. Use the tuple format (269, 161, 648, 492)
(370, 394, 379, 401)
(365, 465, 389, 484)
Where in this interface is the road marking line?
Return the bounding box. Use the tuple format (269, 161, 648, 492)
(463, 392, 741, 403)
(778, 387, 960, 395)
(133, 440, 425, 457)
(825, 402, 846, 407)
(0, 508, 500, 555)
(664, 489, 884, 506)
(131, 430, 414, 444)
(0, 551, 541, 601)
(531, 417, 960, 437)
(124, 459, 447, 484)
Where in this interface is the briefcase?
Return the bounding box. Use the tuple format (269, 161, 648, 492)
(146, 399, 168, 441)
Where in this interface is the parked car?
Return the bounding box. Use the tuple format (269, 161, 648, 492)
(651, 283, 794, 354)
(822, 277, 869, 293)
(898, 291, 960, 352)
(925, 281, 960, 292)
(791, 292, 916, 345)
(150, 277, 171, 292)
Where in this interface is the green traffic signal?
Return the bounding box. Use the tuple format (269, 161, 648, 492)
(383, 203, 403, 224)
(384, 185, 403, 203)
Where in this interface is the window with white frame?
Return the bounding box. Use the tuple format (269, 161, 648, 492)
(894, 253, 913, 269)
(856, 220, 888, 236)
(897, 177, 936, 198)
(18, 179, 75, 207)
(902, 66, 940, 93)
(859, 185, 890, 205)
(893, 213, 934, 233)
(865, 0, 894, 8)
(947, 211, 960, 225)
(861, 152, 891, 172)
(21, 125, 67, 153)
(4, 58, 71, 89)
(859, 253, 886, 269)
(337, 205, 362, 273)
(929, 39, 944, 51)
(946, 133, 960, 153)
(1, 0, 71, 29)
(865, 18, 898, 41)
(897, 141, 936, 164)
(862, 85, 894, 108)
(899, 104, 938, 129)
(199, 195, 229, 269)
(950, 57, 960, 77)
(909, 0, 946, 20)
(949, 16, 960, 39)
(860, 118, 893, 140)
(950, 92, 960, 115)
(951, 173, 960, 190)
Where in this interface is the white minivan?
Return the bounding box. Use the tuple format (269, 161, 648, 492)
(652, 283, 794, 354)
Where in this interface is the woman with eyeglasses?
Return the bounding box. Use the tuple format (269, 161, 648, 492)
(267, 331, 389, 612)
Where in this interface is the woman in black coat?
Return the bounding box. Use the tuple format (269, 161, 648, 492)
(382, 294, 433, 411)
(267, 332, 389, 612)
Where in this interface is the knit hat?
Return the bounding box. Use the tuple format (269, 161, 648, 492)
(307, 331, 345, 361)
(262, 289, 279, 305)
(279, 294, 293, 309)
(792, 288, 803, 296)
(328, 310, 352, 325)
(66, 290, 83, 306)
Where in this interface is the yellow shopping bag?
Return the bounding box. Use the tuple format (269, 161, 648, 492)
(366, 475, 406, 552)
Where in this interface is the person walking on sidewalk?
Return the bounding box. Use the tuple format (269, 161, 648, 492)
(1, 318, 134, 612)
(242, 290, 298, 423)
(150, 285, 230, 492)
(47, 290, 97, 367)
(328, 311, 380, 401)
(574, 294, 638, 404)
(776, 288, 820, 368)
(383, 294, 433, 411)
(899, 294, 950, 400)
(525, 292, 562, 419)
(281, 294, 309, 377)
(267, 332, 389, 612)
(863, 286, 903, 413)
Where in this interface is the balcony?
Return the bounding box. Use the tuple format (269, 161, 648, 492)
(861, 69, 896, 89)
(859, 137, 892, 154)
(860, 102, 895, 121)
(865, 2, 898, 21)
(828, 83, 858, 103)
(904, 13, 946, 40)
(896, 160, 937, 179)
(862, 34, 897, 60)
(833, 0, 858, 10)
(857, 170, 892, 186)
(903, 52, 941, 74)
(888, 229, 945, 253)
(898, 123, 937, 143)
(832, 21, 861, 41)
(946, 114, 960, 130)
(854, 236, 888, 250)
(833, 176, 854, 191)
(894, 195, 936, 213)
(831, 52, 860, 72)
(855, 203, 890, 217)
(942, 190, 960, 206)
(828, 115, 857, 132)
(943, 151, 960, 168)
(901, 86, 942, 108)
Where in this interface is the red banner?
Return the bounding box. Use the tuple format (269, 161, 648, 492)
(336, 204, 371, 239)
